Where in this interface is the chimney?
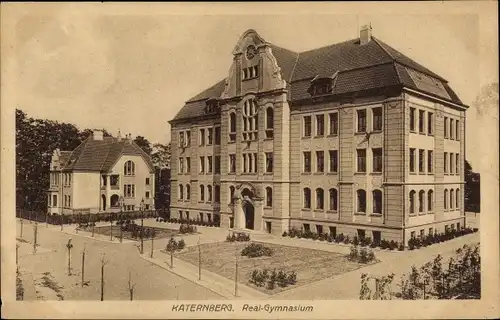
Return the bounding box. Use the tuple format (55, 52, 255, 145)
(360, 24, 372, 45)
(117, 130, 122, 142)
(93, 129, 104, 141)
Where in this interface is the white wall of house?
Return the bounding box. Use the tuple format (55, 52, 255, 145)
(73, 172, 101, 211)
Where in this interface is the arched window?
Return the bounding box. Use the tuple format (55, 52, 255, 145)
(456, 188, 460, 209)
(124, 160, 135, 176)
(111, 194, 119, 207)
(450, 189, 454, 210)
(316, 188, 324, 210)
(207, 185, 213, 202)
(242, 99, 258, 141)
(357, 189, 366, 213)
(229, 186, 235, 204)
(409, 190, 416, 214)
(265, 107, 274, 138)
(303, 188, 311, 209)
(373, 190, 382, 214)
(186, 184, 191, 200)
(229, 112, 236, 142)
(200, 184, 205, 201)
(214, 185, 220, 203)
(419, 190, 425, 213)
(427, 190, 434, 212)
(329, 188, 338, 211)
(266, 187, 273, 207)
(444, 189, 448, 209)
(179, 184, 184, 200)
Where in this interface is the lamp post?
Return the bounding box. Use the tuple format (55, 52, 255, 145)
(140, 198, 144, 254)
(119, 197, 124, 243)
(109, 211, 114, 241)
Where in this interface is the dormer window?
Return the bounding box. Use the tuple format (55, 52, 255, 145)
(309, 77, 334, 97)
(242, 65, 260, 80)
(205, 99, 220, 114)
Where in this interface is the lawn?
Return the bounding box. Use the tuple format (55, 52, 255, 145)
(90, 225, 179, 241)
(175, 241, 375, 295)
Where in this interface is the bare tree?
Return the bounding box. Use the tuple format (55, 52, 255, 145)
(100, 254, 107, 301)
(81, 243, 86, 287)
(128, 270, 136, 301)
(19, 217, 24, 240)
(33, 222, 38, 254)
(66, 239, 73, 275)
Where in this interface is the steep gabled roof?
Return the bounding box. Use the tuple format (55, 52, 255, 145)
(172, 33, 464, 122)
(62, 137, 154, 172)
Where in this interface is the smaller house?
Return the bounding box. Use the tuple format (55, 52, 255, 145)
(47, 130, 155, 215)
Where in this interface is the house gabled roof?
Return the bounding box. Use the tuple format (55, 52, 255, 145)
(61, 137, 154, 173)
(171, 32, 464, 122)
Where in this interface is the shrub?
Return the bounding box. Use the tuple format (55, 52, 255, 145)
(398, 243, 405, 251)
(179, 224, 196, 234)
(343, 235, 350, 244)
(335, 233, 345, 243)
(241, 243, 273, 258)
(282, 231, 288, 237)
(352, 236, 359, 246)
(177, 239, 186, 250)
(249, 268, 297, 290)
(349, 245, 359, 261)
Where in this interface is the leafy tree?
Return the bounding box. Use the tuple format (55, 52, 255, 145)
(464, 160, 480, 212)
(151, 142, 171, 169)
(133, 135, 153, 155)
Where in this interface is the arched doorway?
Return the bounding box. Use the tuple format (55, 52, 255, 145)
(243, 201, 255, 230)
(102, 195, 107, 211)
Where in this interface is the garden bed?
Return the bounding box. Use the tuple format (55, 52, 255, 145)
(174, 241, 375, 295)
(90, 225, 179, 241)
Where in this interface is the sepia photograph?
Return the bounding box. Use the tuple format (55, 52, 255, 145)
(1, 2, 498, 319)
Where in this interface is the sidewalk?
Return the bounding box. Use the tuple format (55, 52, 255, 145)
(140, 250, 268, 300)
(18, 270, 38, 300)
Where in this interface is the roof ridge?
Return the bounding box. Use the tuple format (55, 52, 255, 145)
(289, 52, 300, 84)
(372, 37, 395, 60)
(298, 38, 358, 54)
(99, 139, 115, 172)
(66, 137, 89, 169)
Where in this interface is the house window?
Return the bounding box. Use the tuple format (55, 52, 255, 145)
(124, 184, 135, 198)
(207, 185, 213, 202)
(450, 153, 454, 174)
(444, 117, 448, 138)
(409, 190, 416, 214)
(124, 161, 135, 176)
(450, 189, 454, 210)
(316, 115, 325, 136)
(200, 156, 205, 173)
(186, 157, 191, 173)
(53, 195, 57, 207)
(303, 188, 311, 209)
(186, 130, 191, 146)
(427, 190, 433, 212)
(207, 156, 213, 174)
(110, 175, 119, 187)
(410, 148, 416, 173)
(410, 107, 416, 131)
(372, 148, 383, 172)
(215, 156, 221, 174)
(373, 190, 382, 214)
(214, 185, 220, 203)
(329, 112, 338, 135)
(200, 185, 205, 201)
(145, 178, 150, 185)
(357, 190, 366, 213)
(303, 152, 311, 173)
(303, 116, 312, 137)
(456, 188, 460, 209)
(357, 149, 366, 173)
(372, 107, 383, 131)
(411, 231, 416, 239)
(186, 185, 191, 200)
(419, 110, 425, 133)
(419, 149, 425, 173)
(456, 120, 460, 141)
(329, 150, 338, 173)
(456, 154, 460, 174)
(312, 82, 332, 96)
(145, 191, 150, 199)
(444, 189, 448, 209)
(330, 226, 337, 238)
(329, 188, 338, 211)
(229, 112, 236, 142)
(316, 225, 324, 235)
(229, 154, 236, 173)
(199, 128, 206, 146)
(215, 127, 221, 145)
(429, 228, 434, 235)
(427, 151, 433, 173)
(179, 132, 185, 147)
(266, 107, 274, 138)
(242, 99, 258, 141)
(357, 109, 367, 133)
(444, 152, 448, 173)
(420, 229, 425, 238)
(303, 224, 311, 232)
(316, 151, 324, 173)
(242, 65, 260, 80)
(229, 186, 235, 203)
(207, 127, 213, 145)
(179, 184, 184, 199)
(419, 190, 425, 213)
(266, 187, 273, 207)
(316, 188, 324, 210)
(179, 158, 184, 173)
(265, 152, 273, 173)
(449, 119, 454, 139)
(428, 112, 434, 135)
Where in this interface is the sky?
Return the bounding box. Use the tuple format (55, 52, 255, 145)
(9, 3, 498, 169)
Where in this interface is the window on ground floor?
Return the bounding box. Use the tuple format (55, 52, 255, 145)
(372, 231, 381, 243)
(357, 229, 366, 240)
(316, 225, 323, 235)
(329, 226, 337, 238)
(303, 223, 310, 232)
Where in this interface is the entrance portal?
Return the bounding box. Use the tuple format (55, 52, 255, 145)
(243, 201, 255, 230)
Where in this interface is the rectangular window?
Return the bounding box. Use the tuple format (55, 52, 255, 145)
(186, 157, 191, 173)
(207, 156, 213, 173)
(253, 152, 258, 173)
(456, 153, 459, 174)
(429, 228, 434, 235)
(456, 120, 460, 141)
(427, 112, 434, 135)
(242, 154, 247, 173)
(444, 117, 448, 138)
(372, 107, 383, 131)
(372, 148, 383, 172)
(214, 127, 221, 145)
(450, 119, 454, 139)
(410, 107, 416, 131)
(420, 229, 425, 238)
(179, 132, 184, 147)
(329, 150, 338, 173)
(199, 128, 206, 146)
(357, 149, 366, 173)
(200, 156, 205, 173)
(303, 224, 310, 232)
(316, 151, 324, 173)
(410, 148, 416, 173)
(316, 115, 325, 136)
(265, 152, 273, 173)
(124, 184, 135, 197)
(419, 149, 425, 173)
(186, 130, 191, 146)
(229, 154, 236, 173)
(329, 112, 338, 135)
(146, 191, 150, 199)
(419, 110, 425, 133)
(207, 127, 213, 145)
(303, 152, 311, 173)
(179, 158, 184, 174)
(215, 156, 221, 174)
(427, 150, 433, 173)
(411, 231, 416, 239)
(450, 153, 454, 174)
(444, 152, 448, 173)
(357, 109, 366, 133)
(303, 116, 312, 137)
(145, 178, 150, 185)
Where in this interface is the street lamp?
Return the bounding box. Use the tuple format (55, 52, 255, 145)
(119, 196, 124, 243)
(140, 198, 145, 254)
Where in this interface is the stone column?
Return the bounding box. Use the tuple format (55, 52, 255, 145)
(234, 198, 244, 229)
(253, 200, 264, 231)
